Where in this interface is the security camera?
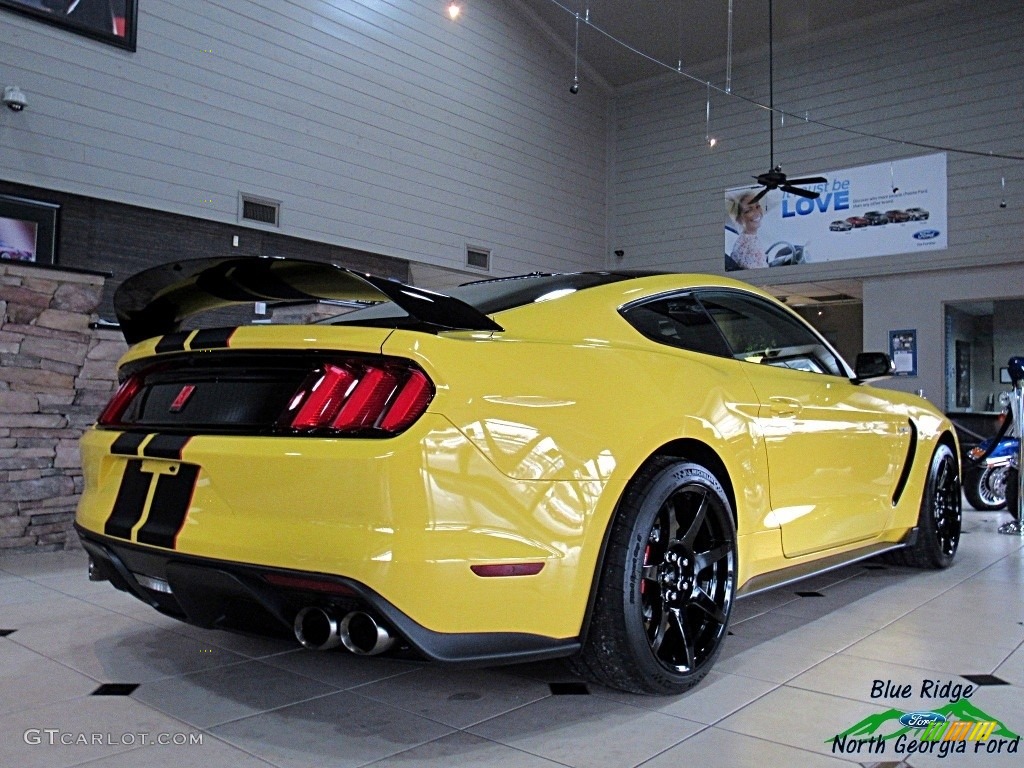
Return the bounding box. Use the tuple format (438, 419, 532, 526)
(3, 86, 26, 112)
(1000, 200, 1008, 209)
(569, 77, 579, 95)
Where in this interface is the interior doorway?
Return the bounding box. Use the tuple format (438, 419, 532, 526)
(944, 299, 1024, 415)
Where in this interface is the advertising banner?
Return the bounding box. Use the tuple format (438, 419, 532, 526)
(725, 153, 947, 271)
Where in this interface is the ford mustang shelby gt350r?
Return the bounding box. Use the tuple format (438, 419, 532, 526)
(76, 258, 961, 694)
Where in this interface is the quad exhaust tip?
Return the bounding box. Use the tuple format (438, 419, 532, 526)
(293, 607, 394, 655)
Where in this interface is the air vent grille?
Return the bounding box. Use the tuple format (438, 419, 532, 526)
(466, 247, 490, 270)
(239, 195, 280, 226)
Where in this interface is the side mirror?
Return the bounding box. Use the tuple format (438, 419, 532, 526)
(855, 352, 895, 382)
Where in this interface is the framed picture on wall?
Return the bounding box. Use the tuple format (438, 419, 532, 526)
(889, 329, 918, 377)
(955, 340, 972, 409)
(0, 0, 137, 51)
(0, 195, 59, 265)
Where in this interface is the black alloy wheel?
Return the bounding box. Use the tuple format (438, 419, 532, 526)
(571, 459, 736, 694)
(931, 447, 961, 560)
(888, 443, 961, 569)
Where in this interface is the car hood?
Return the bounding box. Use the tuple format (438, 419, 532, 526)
(113, 256, 503, 344)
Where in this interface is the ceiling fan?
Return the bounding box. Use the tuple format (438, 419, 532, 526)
(749, 0, 826, 203)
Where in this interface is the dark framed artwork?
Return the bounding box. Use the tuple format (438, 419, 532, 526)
(0, 1, 137, 51)
(889, 329, 918, 377)
(0, 194, 59, 265)
(955, 340, 972, 409)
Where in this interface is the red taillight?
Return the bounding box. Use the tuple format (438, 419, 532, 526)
(289, 364, 358, 428)
(97, 375, 143, 426)
(282, 359, 434, 435)
(380, 370, 432, 432)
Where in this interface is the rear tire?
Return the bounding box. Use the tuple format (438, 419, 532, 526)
(570, 458, 736, 694)
(887, 443, 961, 569)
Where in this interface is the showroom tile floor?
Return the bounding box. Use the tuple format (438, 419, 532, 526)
(0, 507, 1022, 768)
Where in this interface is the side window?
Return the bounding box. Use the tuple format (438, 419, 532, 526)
(696, 291, 846, 377)
(620, 294, 733, 358)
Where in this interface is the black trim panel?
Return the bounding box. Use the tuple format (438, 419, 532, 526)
(76, 528, 580, 666)
(736, 537, 912, 598)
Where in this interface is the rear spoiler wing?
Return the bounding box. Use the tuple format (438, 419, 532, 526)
(113, 257, 503, 344)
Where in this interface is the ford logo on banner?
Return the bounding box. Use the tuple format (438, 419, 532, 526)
(913, 229, 941, 240)
(899, 711, 947, 728)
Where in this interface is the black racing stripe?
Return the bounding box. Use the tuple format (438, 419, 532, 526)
(110, 432, 147, 456)
(142, 434, 192, 460)
(104, 460, 151, 540)
(135, 465, 201, 549)
(190, 327, 236, 350)
(155, 331, 191, 353)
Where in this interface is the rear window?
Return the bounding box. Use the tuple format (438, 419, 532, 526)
(321, 272, 636, 327)
(620, 294, 732, 357)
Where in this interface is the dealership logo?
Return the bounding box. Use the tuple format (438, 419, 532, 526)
(829, 698, 1020, 759)
(914, 229, 941, 240)
(900, 711, 946, 728)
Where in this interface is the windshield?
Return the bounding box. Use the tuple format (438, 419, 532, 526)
(320, 272, 641, 328)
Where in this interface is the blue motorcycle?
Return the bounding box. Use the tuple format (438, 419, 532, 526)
(965, 396, 1019, 512)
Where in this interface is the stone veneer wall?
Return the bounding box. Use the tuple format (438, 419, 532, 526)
(0, 262, 125, 552)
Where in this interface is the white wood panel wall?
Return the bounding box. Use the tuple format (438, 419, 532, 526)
(0, 0, 609, 275)
(609, 0, 1024, 282)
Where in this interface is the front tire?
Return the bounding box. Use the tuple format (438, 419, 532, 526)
(889, 443, 961, 568)
(572, 459, 736, 694)
(963, 463, 1008, 511)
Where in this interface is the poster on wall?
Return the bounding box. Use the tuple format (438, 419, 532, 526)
(725, 153, 947, 271)
(0, 0, 137, 51)
(889, 329, 918, 377)
(0, 195, 59, 265)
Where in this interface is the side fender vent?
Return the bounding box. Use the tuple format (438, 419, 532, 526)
(891, 419, 919, 506)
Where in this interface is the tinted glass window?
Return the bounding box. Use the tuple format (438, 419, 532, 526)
(621, 294, 732, 358)
(696, 291, 845, 377)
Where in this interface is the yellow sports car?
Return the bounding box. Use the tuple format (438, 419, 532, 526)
(75, 258, 961, 694)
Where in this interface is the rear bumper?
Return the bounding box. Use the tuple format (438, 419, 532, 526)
(78, 527, 580, 665)
(75, 418, 608, 639)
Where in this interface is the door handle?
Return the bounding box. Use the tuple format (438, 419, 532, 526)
(768, 396, 802, 417)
